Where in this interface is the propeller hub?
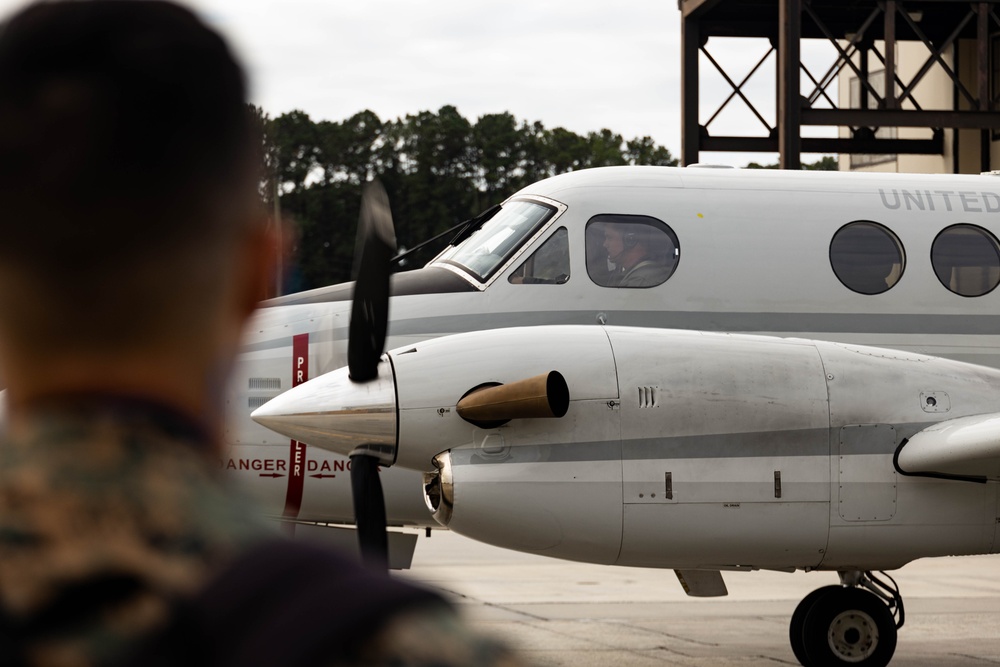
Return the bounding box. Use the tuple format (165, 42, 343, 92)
(251, 359, 397, 466)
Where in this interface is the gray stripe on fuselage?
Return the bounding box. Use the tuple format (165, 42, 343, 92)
(390, 311, 1000, 337)
(449, 423, 933, 467)
(623, 428, 829, 460)
(240, 310, 1000, 354)
(451, 439, 619, 466)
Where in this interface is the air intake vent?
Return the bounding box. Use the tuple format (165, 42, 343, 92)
(248, 396, 273, 410)
(638, 386, 659, 408)
(249, 378, 281, 391)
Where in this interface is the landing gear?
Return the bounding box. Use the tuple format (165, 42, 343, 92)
(789, 586, 841, 665)
(790, 571, 903, 667)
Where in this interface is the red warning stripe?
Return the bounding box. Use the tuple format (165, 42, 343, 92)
(282, 333, 309, 529)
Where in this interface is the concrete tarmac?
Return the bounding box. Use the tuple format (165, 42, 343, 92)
(399, 530, 1000, 666)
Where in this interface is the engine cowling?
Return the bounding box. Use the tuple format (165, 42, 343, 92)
(422, 329, 1000, 570)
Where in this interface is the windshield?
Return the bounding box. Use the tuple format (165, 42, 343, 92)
(434, 199, 556, 282)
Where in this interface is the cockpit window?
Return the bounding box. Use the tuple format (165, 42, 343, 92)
(931, 224, 1000, 297)
(586, 215, 679, 288)
(509, 228, 569, 284)
(829, 221, 904, 295)
(435, 200, 556, 282)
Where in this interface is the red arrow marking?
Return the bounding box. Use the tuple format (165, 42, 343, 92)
(310, 474, 337, 479)
(259, 473, 286, 478)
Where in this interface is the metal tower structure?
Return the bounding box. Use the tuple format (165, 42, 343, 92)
(680, 0, 1000, 170)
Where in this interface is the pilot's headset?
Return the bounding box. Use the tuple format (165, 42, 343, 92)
(622, 228, 641, 249)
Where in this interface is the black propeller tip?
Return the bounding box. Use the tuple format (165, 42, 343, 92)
(350, 453, 389, 571)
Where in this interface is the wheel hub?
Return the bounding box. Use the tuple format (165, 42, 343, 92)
(827, 609, 878, 662)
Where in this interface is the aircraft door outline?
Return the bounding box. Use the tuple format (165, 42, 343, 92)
(609, 329, 832, 569)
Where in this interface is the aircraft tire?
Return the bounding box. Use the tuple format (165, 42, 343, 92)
(789, 586, 843, 666)
(801, 587, 897, 667)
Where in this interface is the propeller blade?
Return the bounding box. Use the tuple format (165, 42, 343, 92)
(350, 453, 389, 570)
(348, 180, 396, 383)
(347, 181, 395, 569)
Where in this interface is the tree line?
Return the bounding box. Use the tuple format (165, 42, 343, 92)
(745, 156, 838, 171)
(252, 105, 679, 292)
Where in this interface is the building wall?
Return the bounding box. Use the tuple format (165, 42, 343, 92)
(839, 37, 997, 174)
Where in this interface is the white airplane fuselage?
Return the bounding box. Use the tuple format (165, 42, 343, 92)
(226, 166, 1000, 531)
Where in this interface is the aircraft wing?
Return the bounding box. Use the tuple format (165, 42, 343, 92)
(895, 413, 1000, 482)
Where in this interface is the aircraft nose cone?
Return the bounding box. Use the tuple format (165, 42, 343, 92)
(251, 361, 397, 464)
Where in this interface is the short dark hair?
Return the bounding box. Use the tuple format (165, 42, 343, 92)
(0, 1, 260, 348)
(0, 0, 254, 263)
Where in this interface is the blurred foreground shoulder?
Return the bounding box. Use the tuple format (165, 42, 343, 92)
(355, 604, 526, 667)
(128, 537, 527, 667)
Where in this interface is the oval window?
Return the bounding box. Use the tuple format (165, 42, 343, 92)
(931, 224, 1000, 297)
(829, 221, 905, 295)
(585, 215, 680, 289)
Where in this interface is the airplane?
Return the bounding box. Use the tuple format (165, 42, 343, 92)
(235, 165, 1000, 666)
(225, 165, 1000, 553)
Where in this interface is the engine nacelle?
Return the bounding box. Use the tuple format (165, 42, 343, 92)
(423, 328, 1000, 570)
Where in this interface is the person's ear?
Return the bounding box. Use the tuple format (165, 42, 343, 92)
(237, 215, 285, 318)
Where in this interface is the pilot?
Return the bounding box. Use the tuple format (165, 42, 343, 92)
(0, 2, 519, 665)
(603, 224, 671, 287)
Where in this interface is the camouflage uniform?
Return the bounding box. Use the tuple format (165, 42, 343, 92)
(0, 398, 520, 667)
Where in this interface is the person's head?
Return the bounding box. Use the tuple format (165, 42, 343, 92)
(603, 224, 650, 270)
(0, 1, 272, 415)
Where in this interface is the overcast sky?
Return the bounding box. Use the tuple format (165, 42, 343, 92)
(1, 0, 840, 167)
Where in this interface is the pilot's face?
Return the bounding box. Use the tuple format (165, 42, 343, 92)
(603, 228, 624, 264)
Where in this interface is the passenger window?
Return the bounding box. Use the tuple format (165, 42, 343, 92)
(586, 215, 679, 288)
(931, 224, 1000, 297)
(509, 227, 570, 284)
(829, 221, 904, 295)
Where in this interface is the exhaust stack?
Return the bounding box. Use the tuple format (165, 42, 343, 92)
(456, 371, 569, 428)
